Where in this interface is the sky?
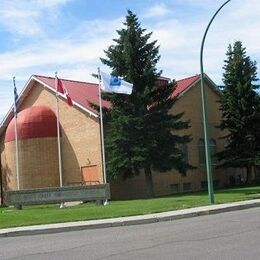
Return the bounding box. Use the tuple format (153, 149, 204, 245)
(0, 0, 260, 120)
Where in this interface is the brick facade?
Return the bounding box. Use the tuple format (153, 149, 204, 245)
(0, 82, 103, 203)
(0, 76, 246, 203)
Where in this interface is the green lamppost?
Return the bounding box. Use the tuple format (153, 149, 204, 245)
(200, 0, 231, 204)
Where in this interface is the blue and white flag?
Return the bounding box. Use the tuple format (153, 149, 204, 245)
(13, 77, 19, 117)
(100, 71, 133, 95)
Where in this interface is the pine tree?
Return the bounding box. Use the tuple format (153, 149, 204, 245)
(218, 41, 260, 183)
(101, 10, 193, 197)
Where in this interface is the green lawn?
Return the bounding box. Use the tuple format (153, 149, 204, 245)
(0, 186, 259, 229)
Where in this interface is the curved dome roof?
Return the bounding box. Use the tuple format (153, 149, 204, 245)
(5, 106, 58, 142)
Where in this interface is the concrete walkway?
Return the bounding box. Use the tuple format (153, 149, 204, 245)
(1, 199, 260, 237)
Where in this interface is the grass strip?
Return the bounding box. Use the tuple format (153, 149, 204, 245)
(0, 185, 259, 229)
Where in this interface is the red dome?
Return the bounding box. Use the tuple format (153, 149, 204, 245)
(5, 106, 58, 142)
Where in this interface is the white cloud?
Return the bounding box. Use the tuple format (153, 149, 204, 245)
(58, 65, 100, 83)
(0, 5, 41, 36)
(34, 0, 71, 8)
(0, 0, 70, 37)
(0, 81, 15, 122)
(0, 15, 121, 82)
(1, 0, 260, 85)
(145, 0, 260, 84)
(143, 3, 170, 18)
(0, 40, 101, 73)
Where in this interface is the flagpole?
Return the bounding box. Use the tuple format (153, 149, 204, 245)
(13, 77, 20, 190)
(55, 73, 64, 190)
(98, 68, 107, 187)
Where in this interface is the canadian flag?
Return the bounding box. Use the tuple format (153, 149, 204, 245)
(57, 78, 73, 106)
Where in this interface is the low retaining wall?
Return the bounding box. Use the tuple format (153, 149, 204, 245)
(6, 184, 110, 206)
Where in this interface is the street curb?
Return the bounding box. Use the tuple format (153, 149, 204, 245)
(1, 199, 260, 238)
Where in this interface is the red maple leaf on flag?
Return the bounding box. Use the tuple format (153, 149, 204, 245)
(57, 78, 73, 106)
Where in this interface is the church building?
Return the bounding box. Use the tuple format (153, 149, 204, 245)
(0, 74, 243, 203)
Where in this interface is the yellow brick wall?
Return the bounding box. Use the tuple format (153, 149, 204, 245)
(152, 82, 229, 195)
(1, 82, 103, 195)
(4, 137, 59, 190)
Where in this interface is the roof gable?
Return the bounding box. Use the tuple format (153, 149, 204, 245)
(34, 75, 110, 117)
(174, 74, 220, 98)
(173, 75, 200, 97)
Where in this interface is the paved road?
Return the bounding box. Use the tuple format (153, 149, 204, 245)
(1, 207, 260, 260)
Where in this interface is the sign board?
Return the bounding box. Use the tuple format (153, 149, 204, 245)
(6, 184, 110, 206)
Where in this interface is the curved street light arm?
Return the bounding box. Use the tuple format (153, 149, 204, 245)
(200, 0, 231, 204)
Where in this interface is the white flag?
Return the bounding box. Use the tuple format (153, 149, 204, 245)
(100, 71, 133, 95)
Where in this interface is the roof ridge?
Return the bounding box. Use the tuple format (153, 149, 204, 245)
(176, 74, 200, 82)
(34, 74, 199, 85)
(33, 74, 98, 86)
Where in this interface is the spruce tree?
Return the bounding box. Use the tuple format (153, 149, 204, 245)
(101, 10, 192, 197)
(218, 41, 260, 183)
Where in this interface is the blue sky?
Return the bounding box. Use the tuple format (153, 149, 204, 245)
(0, 0, 260, 120)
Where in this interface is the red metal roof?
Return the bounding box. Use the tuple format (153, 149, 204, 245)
(34, 75, 110, 115)
(5, 106, 58, 142)
(173, 75, 200, 97)
(0, 73, 212, 139)
(33, 74, 200, 113)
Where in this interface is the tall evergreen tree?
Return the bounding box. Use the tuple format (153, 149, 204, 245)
(218, 41, 260, 183)
(100, 10, 193, 197)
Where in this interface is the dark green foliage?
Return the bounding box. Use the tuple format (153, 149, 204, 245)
(101, 10, 193, 196)
(218, 41, 260, 182)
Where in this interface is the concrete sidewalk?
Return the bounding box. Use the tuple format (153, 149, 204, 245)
(1, 199, 260, 237)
